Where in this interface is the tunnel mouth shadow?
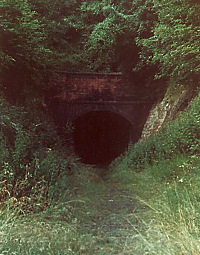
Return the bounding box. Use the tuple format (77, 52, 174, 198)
(73, 111, 132, 165)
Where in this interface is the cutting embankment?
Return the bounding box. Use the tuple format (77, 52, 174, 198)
(0, 91, 200, 254)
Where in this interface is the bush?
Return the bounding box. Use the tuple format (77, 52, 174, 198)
(0, 95, 76, 213)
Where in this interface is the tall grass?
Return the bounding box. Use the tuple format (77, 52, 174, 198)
(130, 180, 200, 255)
(0, 167, 113, 255)
(0, 209, 82, 255)
(111, 153, 200, 254)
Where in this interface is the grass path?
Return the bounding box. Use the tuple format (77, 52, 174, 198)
(70, 167, 141, 254)
(0, 167, 141, 255)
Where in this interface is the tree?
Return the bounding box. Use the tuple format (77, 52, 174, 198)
(140, 0, 200, 88)
(29, 0, 84, 70)
(0, 0, 50, 101)
(67, 0, 157, 74)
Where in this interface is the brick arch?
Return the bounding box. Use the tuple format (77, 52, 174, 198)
(69, 105, 134, 126)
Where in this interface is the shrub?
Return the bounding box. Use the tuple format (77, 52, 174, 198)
(0, 95, 76, 213)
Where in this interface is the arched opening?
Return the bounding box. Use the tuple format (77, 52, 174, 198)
(73, 111, 132, 165)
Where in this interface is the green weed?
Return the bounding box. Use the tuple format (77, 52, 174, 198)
(111, 154, 200, 255)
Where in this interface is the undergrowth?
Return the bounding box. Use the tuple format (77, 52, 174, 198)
(0, 94, 78, 213)
(0, 94, 109, 254)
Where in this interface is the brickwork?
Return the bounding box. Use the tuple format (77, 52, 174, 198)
(47, 72, 153, 143)
(49, 72, 134, 102)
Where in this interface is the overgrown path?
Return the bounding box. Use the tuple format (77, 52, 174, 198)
(73, 166, 140, 254)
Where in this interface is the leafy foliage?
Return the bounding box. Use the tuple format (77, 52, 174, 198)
(0, 95, 77, 213)
(66, 0, 157, 74)
(0, 0, 51, 101)
(1, 0, 199, 102)
(140, 0, 200, 86)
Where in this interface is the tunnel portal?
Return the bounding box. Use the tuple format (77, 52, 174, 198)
(73, 111, 132, 165)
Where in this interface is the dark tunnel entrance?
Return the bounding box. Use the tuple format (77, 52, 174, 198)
(73, 111, 132, 165)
